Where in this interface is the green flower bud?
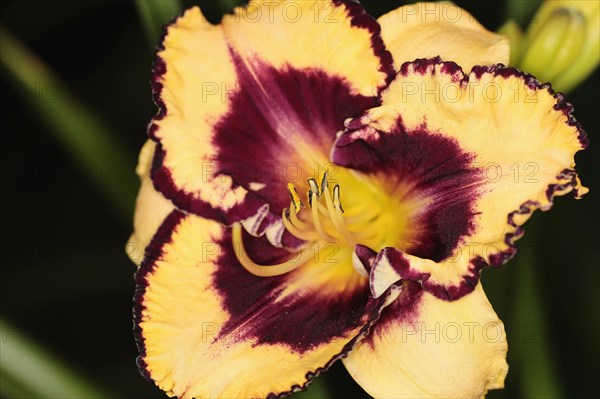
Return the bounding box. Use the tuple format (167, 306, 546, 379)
(520, 8, 585, 81)
(519, 0, 599, 92)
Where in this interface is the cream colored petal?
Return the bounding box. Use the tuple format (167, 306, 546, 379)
(344, 282, 508, 398)
(135, 212, 386, 398)
(127, 140, 174, 266)
(379, 2, 509, 70)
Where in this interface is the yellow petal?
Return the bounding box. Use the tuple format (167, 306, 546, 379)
(378, 2, 509, 70)
(127, 140, 174, 266)
(134, 211, 388, 398)
(222, 0, 392, 96)
(344, 281, 508, 398)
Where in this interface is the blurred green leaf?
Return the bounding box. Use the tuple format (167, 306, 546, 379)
(0, 25, 136, 222)
(135, 0, 183, 47)
(0, 318, 112, 399)
(1, 372, 34, 399)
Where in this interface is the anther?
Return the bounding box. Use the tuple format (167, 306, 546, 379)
(320, 170, 329, 195)
(307, 178, 319, 207)
(287, 183, 302, 213)
(332, 184, 344, 213)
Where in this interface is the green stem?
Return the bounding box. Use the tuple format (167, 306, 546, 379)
(135, 0, 183, 48)
(0, 318, 112, 399)
(0, 25, 136, 222)
(511, 218, 564, 398)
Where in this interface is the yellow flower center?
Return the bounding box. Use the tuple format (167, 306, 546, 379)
(233, 167, 423, 277)
(283, 174, 372, 246)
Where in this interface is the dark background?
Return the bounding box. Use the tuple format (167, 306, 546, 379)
(1, 1, 598, 398)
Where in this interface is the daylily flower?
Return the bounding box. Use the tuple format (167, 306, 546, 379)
(128, 1, 588, 398)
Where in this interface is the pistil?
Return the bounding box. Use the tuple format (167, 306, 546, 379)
(232, 223, 319, 277)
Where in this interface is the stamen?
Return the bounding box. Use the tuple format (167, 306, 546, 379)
(324, 184, 356, 244)
(279, 170, 381, 253)
(233, 167, 393, 278)
(317, 202, 329, 218)
(307, 178, 320, 208)
(232, 223, 317, 277)
(319, 170, 329, 195)
(289, 203, 310, 229)
(287, 183, 302, 213)
(282, 209, 320, 241)
(332, 184, 344, 213)
(311, 191, 331, 240)
(317, 201, 329, 216)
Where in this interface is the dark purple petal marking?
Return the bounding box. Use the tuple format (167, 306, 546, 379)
(333, 0, 395, 86)
(363, 280, 424, 348)
(354, 244, 378, 273)
(333, 119, 484, 262)
(151, 143, 268, 226)
(374, 247, 486, 301)
(212, 54, 378, 217)
(264, 287, 392, 399)
(213, 229, 381, 353)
